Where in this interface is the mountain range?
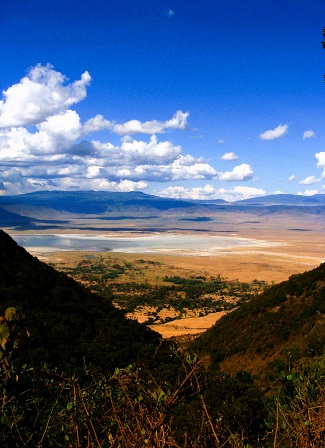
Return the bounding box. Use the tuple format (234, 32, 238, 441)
(0, 190, 324, 230)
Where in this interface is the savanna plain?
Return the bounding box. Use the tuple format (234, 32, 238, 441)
(7, 209, 324, 340)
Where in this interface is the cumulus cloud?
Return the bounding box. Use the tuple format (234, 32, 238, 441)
(157, 184, 216, 200)
(303, 130, 316, 139)
(299, 175, 320, 185)
(0, 64, 91, 128)
(298, 189, 321, 196)
(217, 186, 266, 202)
(220, 152, 238, 161)
(83, 110, 189, 135)
(0, 64, 256, 195)
(58, 178, 148, 192)
(259, 124, 288, 140)
(157, 184, 265, 202)
(91, 135, 182, 166)
(288, 175, 296, 182)
(316, 152, 325, 177)
(157, 184, 266, 202)
(216, 163, 253, 182)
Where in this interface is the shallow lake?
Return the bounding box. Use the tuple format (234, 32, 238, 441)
(11, 233, 283, 256)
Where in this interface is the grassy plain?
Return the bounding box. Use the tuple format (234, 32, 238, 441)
(5, 210, 324, 338)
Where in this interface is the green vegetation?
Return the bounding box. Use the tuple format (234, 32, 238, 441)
(1, 229, 325, 446)
(54, 254, 268, 324)
(1, 309, 325, 446)
(193, 262, 325, 384)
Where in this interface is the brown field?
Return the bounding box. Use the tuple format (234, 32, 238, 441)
(5, 212, 324, 339)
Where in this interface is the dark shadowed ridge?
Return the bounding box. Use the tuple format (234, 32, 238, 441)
(0, 229, 161, 373)
(193, 262, 325, 375)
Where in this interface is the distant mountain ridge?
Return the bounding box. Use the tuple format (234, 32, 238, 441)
(0, 190, 324, 230)
(0, 190, 196, 213)
(234, 193, 325, 206)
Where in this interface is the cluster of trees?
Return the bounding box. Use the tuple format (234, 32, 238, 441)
(57, 255, 268, 323)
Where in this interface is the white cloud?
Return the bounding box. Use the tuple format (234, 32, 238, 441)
(82, 115, 111, 134)
(0, 110, 83, 163)
(316, 152, 325, 177)
(0, 170, 148, 195)
(218, 139, 225, 144)
(157, 184, 215, 200)
(31, 110, 83, 155)
(58, 178, 148, 192)
(288, 175, 296, 182)
(0, 64, 91, 128)
(166, 9, 174, 17)
(97, 154, 218, 183)
(0, 64, 256, 195)
(170, 155, 217, 181)
(298, 189, 321, 196)
(259, 124, 288, 140)
(0, 121, 218, 187)
(303, 130, 316, 139)
(299, 175, 320, 185)
(217, 186, 266, 202)
(220, 152, 238, 161)
(157, 185, 266, 202)
(99, 134, 182, 165)
(216, 163, 253, 181)
(83, 110, 189, 135)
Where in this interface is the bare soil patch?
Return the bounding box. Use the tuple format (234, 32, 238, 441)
(148, 311, 227, 338)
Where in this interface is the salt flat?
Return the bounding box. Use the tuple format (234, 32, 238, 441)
(11, 232, 284, 256)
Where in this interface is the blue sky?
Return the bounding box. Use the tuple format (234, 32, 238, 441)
(1, 0, 325, 201)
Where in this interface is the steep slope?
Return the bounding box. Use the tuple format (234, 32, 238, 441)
(0, 230, 161, 372)
(194, 263, 325, 375)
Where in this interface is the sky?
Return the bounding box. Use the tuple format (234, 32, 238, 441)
(1, 0, 325, 201)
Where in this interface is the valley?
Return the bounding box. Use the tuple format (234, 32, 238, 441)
(1, 192, 325, 446)
(2, 190, 324, 339)
(7, 221, 324, 339)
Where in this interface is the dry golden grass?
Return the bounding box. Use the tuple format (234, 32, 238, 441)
(9, 213, 324, 339)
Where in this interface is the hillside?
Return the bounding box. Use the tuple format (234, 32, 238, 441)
(0, 229, 161, 372)
(1, 229, 325, 446)
(194, 262, 325, 378)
